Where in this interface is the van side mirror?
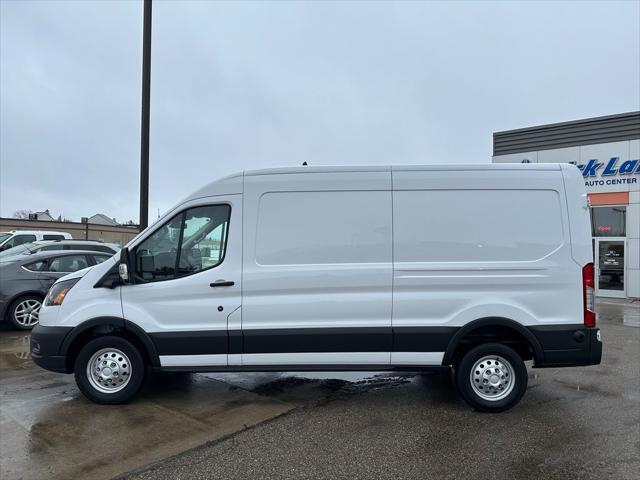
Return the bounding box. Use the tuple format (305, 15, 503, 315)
(119, 263, 129, 283)
(118, 247, 131, 284)
(93, 247, 131, 289)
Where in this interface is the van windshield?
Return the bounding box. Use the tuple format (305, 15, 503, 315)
(0, 233, 11, 244)
(0, 242, 39, 258)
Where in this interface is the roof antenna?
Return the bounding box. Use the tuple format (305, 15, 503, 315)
(302, 161, 308, 166)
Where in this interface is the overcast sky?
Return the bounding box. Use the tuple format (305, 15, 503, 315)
(1, 0, 639, 223)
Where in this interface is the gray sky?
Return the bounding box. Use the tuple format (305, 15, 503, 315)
(1, 0, 639, 223)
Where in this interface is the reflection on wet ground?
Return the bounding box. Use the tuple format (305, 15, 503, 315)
(0, 331, 405, 480)
(1, 298, 638, 480)
(597, 298, 640, 327)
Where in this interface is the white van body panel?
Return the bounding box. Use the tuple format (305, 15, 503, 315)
(240, 169, 393, 365)
(391, 165, 582, 334)
(560, 163, 593, 267)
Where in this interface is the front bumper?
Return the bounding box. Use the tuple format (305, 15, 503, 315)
(530, 325, 602, 368)
(30, 324, 73, 373)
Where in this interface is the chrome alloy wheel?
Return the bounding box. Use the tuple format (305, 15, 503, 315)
(13, 299, 42, 327)
(470, 355, 515, 401)
(87, 348, 132, 394)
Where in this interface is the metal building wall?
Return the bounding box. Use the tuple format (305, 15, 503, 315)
(493, 111, 640, 156)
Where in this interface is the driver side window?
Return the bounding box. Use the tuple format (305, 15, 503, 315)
(135, 204, 230, 282)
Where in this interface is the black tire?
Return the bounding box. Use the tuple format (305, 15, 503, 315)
(7, 294, 44, 330)
(454, 343, 528, 413)
(74, 336, 146, 404)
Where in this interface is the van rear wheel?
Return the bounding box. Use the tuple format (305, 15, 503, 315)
(454, 343, 527, 413)
(74, 336, 145, 404)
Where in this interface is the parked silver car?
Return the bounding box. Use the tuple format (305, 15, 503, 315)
(0, 240, 120, 259)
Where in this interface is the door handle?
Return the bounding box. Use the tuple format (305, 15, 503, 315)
(210, 280, 235, 287)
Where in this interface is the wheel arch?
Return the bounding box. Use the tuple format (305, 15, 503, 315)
(61, 316, 160, 372)
(5, 290, 47, 316)
(442, 317, 544, 366)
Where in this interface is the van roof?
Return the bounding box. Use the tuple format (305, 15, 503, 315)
(180, 163, 570, 207)
(243, 163, 563, 176)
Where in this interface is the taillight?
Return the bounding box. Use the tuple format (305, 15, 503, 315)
(582, 262, 596, 328)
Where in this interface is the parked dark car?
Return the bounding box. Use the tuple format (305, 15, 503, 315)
(0, 250, 112, 330)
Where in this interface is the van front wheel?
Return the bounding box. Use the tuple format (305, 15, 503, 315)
(454, 343, 527, 413)
(74, 336, 146, 404)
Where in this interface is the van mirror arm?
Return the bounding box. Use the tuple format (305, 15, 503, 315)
(94, 248, 131, 289)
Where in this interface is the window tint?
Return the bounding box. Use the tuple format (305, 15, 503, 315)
(255, 191, 391, 265)
(48, 255, 89, 273)
(591, 206, 626, 237)
(23, 260, 47, 272)
(5, 235, 37, 248)
(43, 234, 65, 240)
(0, 243, 38, 257)
(135, 204, 230, 282)
(93, 255, 111, 264)
(177, 205, 230, 275)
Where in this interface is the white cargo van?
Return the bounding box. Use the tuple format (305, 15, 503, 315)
(31, 165, 601, 412)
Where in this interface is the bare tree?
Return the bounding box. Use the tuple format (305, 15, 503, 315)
(12, 209, 33, 219)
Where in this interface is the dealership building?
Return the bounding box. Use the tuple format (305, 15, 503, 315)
(493, 111, 640, 299)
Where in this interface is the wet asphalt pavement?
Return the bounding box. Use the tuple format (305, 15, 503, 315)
(1, 299, 639, 480)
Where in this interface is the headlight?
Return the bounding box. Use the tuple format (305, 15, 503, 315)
(45, 278, 80, 306)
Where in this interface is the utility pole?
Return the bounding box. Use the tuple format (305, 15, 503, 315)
(139, 0, 152, 230)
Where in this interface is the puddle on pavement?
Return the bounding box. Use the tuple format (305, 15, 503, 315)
(0, 334, 33, 371)
(1, 371, 293, 480)
(596, 300, 640, 327)
(250, 376, 348, 395)
(204, 371, 416, 405)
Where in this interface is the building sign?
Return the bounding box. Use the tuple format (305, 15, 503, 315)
(570, 157, 639, 192)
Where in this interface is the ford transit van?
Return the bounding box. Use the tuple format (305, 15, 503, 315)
(30, 164, 602, 412)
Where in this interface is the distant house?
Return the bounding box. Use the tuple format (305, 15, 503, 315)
(29, 210, 54, 221)
(87, 214, 119, 226)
